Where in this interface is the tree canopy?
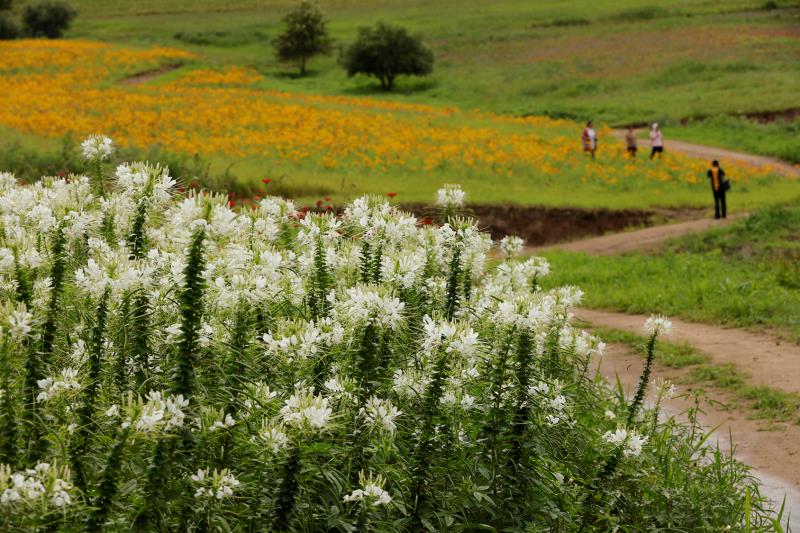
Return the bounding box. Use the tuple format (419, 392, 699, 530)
(341, 22, 434, 91)
(272, 1, 333, 76)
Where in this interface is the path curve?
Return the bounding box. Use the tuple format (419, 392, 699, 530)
(533, 214, 742, 255)
(611, 129, 799, 178)
(595, 343, 800, 528)
(120, 63, 183, 85)
(577, 307, 800, 394)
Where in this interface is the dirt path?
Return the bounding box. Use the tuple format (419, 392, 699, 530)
(595, 343, 800, 529)
(533, 214, 742, 255)
(611, 129, 799, 178)
(120, 63, 183, 85)
(578, 308, 800, 394)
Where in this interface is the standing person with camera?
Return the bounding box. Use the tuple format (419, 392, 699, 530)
(707, 160, 729, 219)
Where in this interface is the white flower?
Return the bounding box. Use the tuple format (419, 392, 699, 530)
(36, 368, 81, 402)
(644, 315, 672, 336)
(602, 428, 628, 447)
(7, 308, 34, 340)
(624, 432, 647, 458)
(361, 396, 401, 434)
(210, 413, 236, 431)
(258, 421, 290, 454)
(602, 427, 647, 458)
(280, 389, 333, 431)
(191, 468, 240, 501)
(343, 472, 392, 507)
(105, 404, 119, 417)
(604, 410, 616, 420)
(436, 184, 466, 208)
(499, 235, 524, 257)
(81, 135, 114, 160)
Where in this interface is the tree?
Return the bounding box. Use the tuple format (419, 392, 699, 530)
(272, 1, 333, 77)
(23, 1, 76, 39)
(341, 22, 434, 91)
(0, 0, 13, 11)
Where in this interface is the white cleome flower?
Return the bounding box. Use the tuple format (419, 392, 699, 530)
(361, 396, 402, 434)
(436, 184, 466, 208)
(644, 315, 672, 336)
(343, 472, 392, 507)
(81, 135, 114, 160)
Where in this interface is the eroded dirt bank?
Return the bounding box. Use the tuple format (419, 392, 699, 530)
(400, 203, 703, 246)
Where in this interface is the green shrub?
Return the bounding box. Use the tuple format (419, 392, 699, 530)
(22, 1, 76, 39)
(341, 22, 434, 91)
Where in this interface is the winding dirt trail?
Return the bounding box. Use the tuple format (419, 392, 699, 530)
(577, 308, 800, 394)
(610, 129, 799, 178)
(594, 343, 800, 529)
(533, 214, 743, 255)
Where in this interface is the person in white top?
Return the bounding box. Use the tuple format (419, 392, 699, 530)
(649, 123, 664, 159)
(582, 121, 597, 159)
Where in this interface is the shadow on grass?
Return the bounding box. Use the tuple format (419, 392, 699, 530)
(339, 78, 438, 96)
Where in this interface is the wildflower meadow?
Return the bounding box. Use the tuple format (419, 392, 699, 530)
(0, 137, 783, 531)
(2, 39, 798, 208)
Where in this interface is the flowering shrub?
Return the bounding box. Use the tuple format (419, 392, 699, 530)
(0, 146, 782, 530)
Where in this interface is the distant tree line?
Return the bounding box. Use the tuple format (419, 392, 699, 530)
(272, 0, 434, 91)
(0, 0, 77, 40)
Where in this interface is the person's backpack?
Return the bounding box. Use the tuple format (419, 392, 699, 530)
(722, 178, 731, 192)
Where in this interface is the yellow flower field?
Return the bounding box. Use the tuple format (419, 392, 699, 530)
(0, 39, 791, 207)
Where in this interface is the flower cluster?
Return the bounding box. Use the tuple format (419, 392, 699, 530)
(0, 463, 74, 509)
(36, 368, 81, 402)
(191, 468, 241, 501)
(0, 150, 764, 530)
(343, 472, 392, 506)
(81, 134, 114, 161)
(602, 428, 648, 458)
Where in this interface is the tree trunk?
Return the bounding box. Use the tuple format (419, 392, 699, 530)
(299, 56, 306, 77)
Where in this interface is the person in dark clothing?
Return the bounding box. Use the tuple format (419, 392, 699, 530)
(707, 160, 727, 219)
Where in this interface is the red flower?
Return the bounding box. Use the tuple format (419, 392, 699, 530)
(324, 196, 331, 201)
(326, 205, 333, 211)
(420, 217, 433, 225)
(253, 195, 261, 201)
(178, 186, 186, 192)
(229, 200, 235, 207)
(262, 178, 272, 184)
(387, 192, 397, 198)
(316, 200, 323, 207)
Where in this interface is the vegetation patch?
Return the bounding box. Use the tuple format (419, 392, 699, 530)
(0, 149, 784, 529)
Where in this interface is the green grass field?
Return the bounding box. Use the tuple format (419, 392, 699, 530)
(541, 202, 800, 339)
(59, 0, 800, 150)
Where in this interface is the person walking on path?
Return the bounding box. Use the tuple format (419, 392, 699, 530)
(582, 121, 597, 159)
(625, 126, 637, 158)
(707, 159, 728, 219)
(649, 123, 664, 159)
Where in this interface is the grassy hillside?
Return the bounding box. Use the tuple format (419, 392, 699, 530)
(61, 0, 800, 128)
(4, 39, 800, 208)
